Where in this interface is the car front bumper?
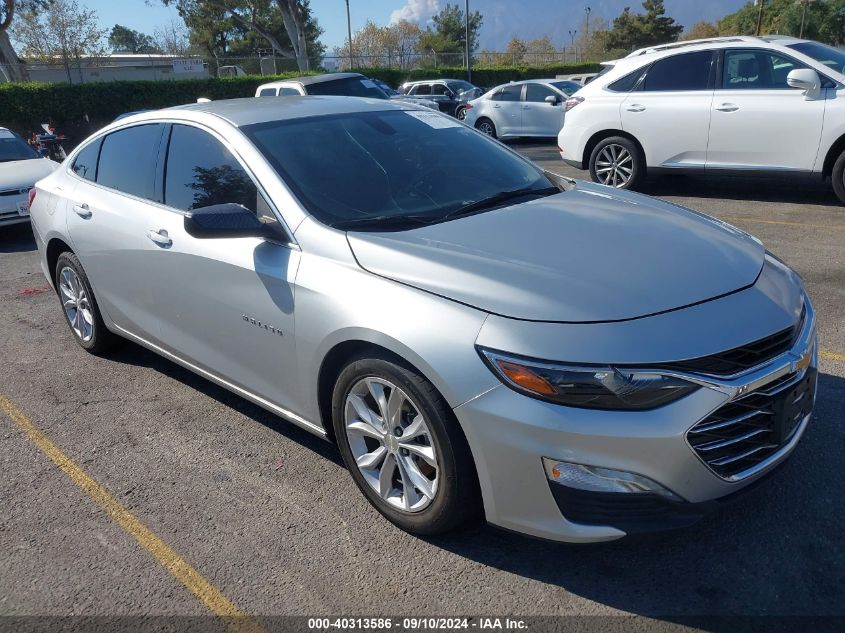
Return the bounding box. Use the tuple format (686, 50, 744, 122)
(0, 191, 31, 227)
(454, 300, 817, 543)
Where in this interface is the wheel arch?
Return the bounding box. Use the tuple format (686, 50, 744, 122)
(46, 237, 74, 285)
(822, 133, 845, 179)
(583, 129, 645, 169)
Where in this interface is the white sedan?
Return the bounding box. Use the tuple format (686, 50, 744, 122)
(463, 79, 581, 139)
(1, 127, 58, 227)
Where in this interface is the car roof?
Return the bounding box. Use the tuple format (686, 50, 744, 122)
(114, 96, 422, 129)
(625, 35, 807, 59)
(257, 72, 365, 89)
(402, 78, 466, 85)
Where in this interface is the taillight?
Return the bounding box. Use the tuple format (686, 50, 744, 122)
(28, 188, 36, 207)
(565, 96, 585, 112)
(465, 103, 473, 110)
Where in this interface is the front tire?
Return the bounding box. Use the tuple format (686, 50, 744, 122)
(831, 149, 845, 204)
(332, 355, 480, 535)
(55, 252, 118, 354)
(589, 136, 645, 190)
(475, 117, 497, 138)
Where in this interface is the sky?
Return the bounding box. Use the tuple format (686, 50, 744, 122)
(85, 0, 749, 51)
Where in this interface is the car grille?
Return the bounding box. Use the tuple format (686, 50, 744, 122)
(651, 306, 805, 377)
(687, 366, 816, 479)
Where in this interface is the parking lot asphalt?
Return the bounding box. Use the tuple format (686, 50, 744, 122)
(1, 141, 844, 630)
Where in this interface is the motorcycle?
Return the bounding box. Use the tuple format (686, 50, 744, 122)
(29, 123, 68, 162)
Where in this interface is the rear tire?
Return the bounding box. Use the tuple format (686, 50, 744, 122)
(589, 136, 645, 190)
(54, 252, 118, 355)
(475, 117, 497, 138)
(831, 149, 845, 204)
(455, 105, 467, 121)
(332, 354, 480, 535)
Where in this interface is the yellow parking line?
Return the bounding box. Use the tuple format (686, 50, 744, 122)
(0, 394, 265, 633)
(821, 349, 845, 362)
(720, 216, 845, 231)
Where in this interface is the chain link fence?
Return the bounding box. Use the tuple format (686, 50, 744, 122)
(1, 47, 590, 85)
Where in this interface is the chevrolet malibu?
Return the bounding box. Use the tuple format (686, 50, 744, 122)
(29, 97, 817, 542)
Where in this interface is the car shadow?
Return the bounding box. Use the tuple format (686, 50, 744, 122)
(102, 337, 844, 619)
(0, 223, 37, 253)
(422, 371, 845, 620)
(104, 341, 342, 467)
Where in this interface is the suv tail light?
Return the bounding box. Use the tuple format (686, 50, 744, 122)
(28, 187, 36, 208)
(565, 96, 585, 112)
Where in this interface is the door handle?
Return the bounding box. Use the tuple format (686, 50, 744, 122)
(146, 229, 172, 247)
(715, 103, 739, 112)
(72, 203, 91, 219)
(625, 104, 646, 112)
(492, 104, 501, 108)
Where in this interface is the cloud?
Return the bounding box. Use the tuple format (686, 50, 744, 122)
(389, 0, 441, 25)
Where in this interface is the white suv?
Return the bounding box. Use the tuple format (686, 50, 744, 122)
(558, 36, 845, 203)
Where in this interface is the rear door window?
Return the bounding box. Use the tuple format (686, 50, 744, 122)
(491, 85, 522, 101)
(96, 124, 164, 200)
(258, 88, 277, 96)
(642, 51, 714, 91)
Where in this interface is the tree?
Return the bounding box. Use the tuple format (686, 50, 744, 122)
(153, 18, 192, 55)
(682, 20, 719, 41)
(1, 0, 48, 81)
(419, 2, 482, 57)
(604, 0, 684, 51)
(108, 24, 159, 53)
(12, 0, 106, 83)
(163, 0, 323, 71)
(525, 36, 557, 64)
(504, 36, 527, 64)
(719, 0, 845, 45)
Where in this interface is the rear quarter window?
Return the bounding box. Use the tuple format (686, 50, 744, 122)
(71, 138, 102, 182)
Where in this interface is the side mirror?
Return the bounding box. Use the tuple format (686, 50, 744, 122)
(544, 95, 560, 105)
(184, 203, 287, 241)
(787, 68, 821, 98)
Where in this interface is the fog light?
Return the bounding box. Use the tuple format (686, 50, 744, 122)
(542, 458, 681, 501)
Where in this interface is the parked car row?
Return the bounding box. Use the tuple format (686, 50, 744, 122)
(0, 127, 58, 228)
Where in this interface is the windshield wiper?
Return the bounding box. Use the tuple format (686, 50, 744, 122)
(440, 186, 559, 222)
(332, 214, 434, 231)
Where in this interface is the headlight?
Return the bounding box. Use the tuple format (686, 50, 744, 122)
(478, 348, 699, 410)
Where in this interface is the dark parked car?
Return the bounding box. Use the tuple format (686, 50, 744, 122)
(397, 79, 478, 117)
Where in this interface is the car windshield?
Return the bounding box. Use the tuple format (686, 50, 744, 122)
(243, 109, 557, 230)
(0, 130, 40, 162)
(306, 77, 390, 99)
(787, 41, 845, 75)
(551, 80, 582, 95)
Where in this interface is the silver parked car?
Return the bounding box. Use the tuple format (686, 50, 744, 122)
(29, 97, 817, 542)
(463, 79, 582, 138)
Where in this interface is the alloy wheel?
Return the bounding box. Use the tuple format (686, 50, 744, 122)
(58, 266, 94, 342)
(595, 144, 634, 188)
(344, 377, 439, 513)
(477, 121, 494, 136)
(457, 108, 467, 121)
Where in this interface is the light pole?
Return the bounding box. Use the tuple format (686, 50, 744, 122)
(584, 6, 591, 41)
(798, 0, 815, 38)
(755, 0, 765, 36)
(345, 0, 354, 69)
(568, 29, 577, 63)
(465, 0, 471, 82)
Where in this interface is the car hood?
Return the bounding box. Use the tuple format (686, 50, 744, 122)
(0, 158, 58, 190)
(346, 182, 765, 323)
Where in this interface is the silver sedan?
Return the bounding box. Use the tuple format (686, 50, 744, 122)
(29, 97, 816, 542)
(463, 79, 581, 139)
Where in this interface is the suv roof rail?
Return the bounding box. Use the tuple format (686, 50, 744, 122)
(625, 37, 752, 58)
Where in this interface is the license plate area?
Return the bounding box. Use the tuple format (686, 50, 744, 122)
(17, 201, 29, 216)
(771, 370, 816, 444)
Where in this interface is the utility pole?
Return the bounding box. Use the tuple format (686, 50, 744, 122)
(465, 0, 471, 82)
(755, 0, 765, 36)
(345, 0, 354, 69)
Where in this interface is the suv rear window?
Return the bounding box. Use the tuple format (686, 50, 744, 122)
(642, 51, 714, 91)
